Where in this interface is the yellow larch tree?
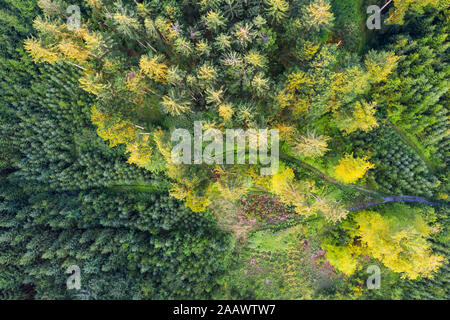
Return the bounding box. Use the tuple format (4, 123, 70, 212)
(139, 55, 168, 84)
(292, 131, 330, 158)
(334, 101, 379, 135)
(305, 0, 334, 30)
(91, 106, 152, 168)
(334, 153, 375, 184)
(24, 38, 60, 64)
(218, 103, 234, 121)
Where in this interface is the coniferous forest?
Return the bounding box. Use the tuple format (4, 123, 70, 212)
(0, 0, 449, 300)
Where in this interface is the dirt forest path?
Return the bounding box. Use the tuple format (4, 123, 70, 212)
(348, 195, 438, 212)
(280, 153, 444, 211)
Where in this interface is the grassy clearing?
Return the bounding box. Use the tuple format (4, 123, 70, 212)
(247, 225, 302, 252)
(331, 0, 369, 53)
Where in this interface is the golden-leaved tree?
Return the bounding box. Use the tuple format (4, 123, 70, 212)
(324, 207, 445, 280)
(390, 0, 444, 24)
(271, 165, 349, 222)
(354, 210, 445, 280)
(334, 154, 375, 184)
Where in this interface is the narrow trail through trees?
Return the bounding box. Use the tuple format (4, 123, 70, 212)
(349, 195, 437, 212)
(281, 153, 445, 211)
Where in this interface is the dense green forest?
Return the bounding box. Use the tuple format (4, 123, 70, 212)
(0, 0, 448, 300)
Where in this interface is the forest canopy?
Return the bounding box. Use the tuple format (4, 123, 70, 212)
(0, 0, 448, 300)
